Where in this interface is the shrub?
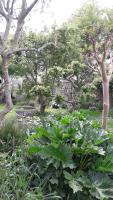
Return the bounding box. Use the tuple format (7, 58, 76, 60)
(27, 112, 113, 200)
(0, 145, 60, 200)
(0, 120, 26, 153)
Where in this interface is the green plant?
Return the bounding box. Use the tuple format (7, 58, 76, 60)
(27, 112, 113, 199)
(0, 145, 61, 200)
(30, 85, 52, 114)
(55, 94, 64, 105)
(0, 120, 26, 153)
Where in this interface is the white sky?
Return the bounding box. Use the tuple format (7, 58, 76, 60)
(25, 0, 113, 32)
(0, 0, 113, 33)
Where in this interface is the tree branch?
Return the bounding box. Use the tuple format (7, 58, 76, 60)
(7, 42, 56, 55)
(92, 40, 102, 65)
(0, 1, 8, 20)
(11, 0, 41, 49)
(10, 0, 16, 14)
(19, 0, 39, 21)
(65, 77, 77, 90)
(6, 0, 10, 12)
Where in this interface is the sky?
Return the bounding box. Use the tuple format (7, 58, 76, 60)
(25, 0, 113, 32)
(0, 0, 113, 33)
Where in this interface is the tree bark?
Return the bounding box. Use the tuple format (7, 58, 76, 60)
(0, 55, 13, 122)
(102, 79, 109, 129)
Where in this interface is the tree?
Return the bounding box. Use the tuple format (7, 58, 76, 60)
(62, 61, 94, 109)
(48, 26, 93, 109)
(30, 85, 51, 114)
(8, 31, 56, 102)
(72, 2, 113, 129)
(0, 0, 50, 121)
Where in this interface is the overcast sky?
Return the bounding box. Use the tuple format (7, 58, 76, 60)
(0, 0, 113, 33)
(25, 0, 113, 32)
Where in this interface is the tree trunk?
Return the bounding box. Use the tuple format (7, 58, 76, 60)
(0, 56, 13, 121)
(40, 104, 46, 114)
(102, 79, 109, 129)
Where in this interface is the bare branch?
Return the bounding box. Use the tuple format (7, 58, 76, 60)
(1, 0, 6, 9)
(10, 0, 16, 14)
(0, 1, 8, 20)
(86, 59, 100, 73)
(7, 42, 56, 55)
(6, 0, 10, 12)
(12, 0, 40, 49)
(19, 0, 39, 20)
(65, 78, 77, 90)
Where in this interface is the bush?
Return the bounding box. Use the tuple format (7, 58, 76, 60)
(27, 112, 113, 200)
(0, 120, 26, 153)
(0, 148, 49, 200)
(0, 144, 60, 200)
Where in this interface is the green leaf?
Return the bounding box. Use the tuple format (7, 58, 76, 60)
(69, 180, 83, 193)
(63, 162, 76, 169)
(28, 146, 41, 154)
(49, 178, 58, 185)
(41, 144, 73, 163)
(63, 171, 73, 181)
(90, 173, 113, 200)
(60, 116, 71, 125)
(95, 154, 113, 173)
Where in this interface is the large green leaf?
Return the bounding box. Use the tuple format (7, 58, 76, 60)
(63, 171, 73, 181)
(69, 179, 83, 193)
(95, 154, 113, 173)
(90, 173, 113, 200)
(41, 144, 73, 163)
(63, 171, 83, 193)
(28, 146, 41, 154)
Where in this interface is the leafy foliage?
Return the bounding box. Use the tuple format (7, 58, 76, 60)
(0, 120, 26, 153)
(30, 85, 52, 114)
(27, 112, 113, 199)
(0, 147, 60, 200)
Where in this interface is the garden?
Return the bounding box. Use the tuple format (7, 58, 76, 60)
(0, 0, 113, 200)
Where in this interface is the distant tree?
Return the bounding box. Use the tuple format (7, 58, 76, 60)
(72, 3, 113, 129)
(52, 23, 95, 103)
(9, 31, 57, 103)
(30, 85, 51, 114)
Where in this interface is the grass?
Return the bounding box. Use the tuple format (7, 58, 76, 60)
(0, 104, 5, 110)
(80, 108, 113, 129)
(0, 104, 16, 122)
(80, 109, 101, 119)
(6, 109, 16, 121)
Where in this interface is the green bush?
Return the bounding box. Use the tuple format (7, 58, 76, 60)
(0, 145, 60, 200)
(27, 112, 113, 200)
(0, 120, 26, 153)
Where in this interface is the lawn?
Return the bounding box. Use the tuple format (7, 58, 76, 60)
(80, 108, 113, 129)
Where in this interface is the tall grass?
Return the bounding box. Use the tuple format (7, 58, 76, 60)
(0, 120, 26, 153)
